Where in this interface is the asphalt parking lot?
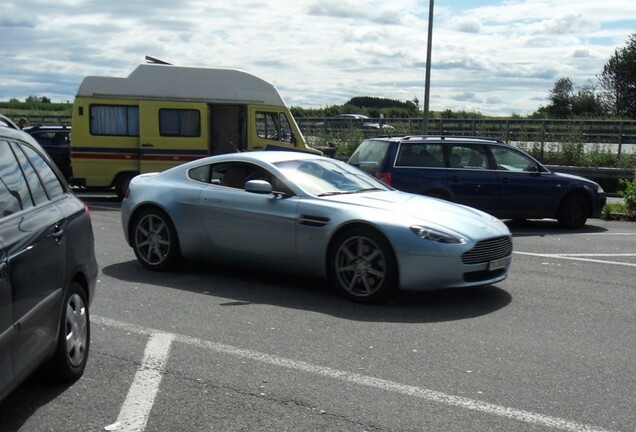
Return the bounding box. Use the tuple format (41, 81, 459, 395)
(0, 195, 634, 432)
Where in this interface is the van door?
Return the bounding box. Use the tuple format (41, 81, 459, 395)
(139, 101, 209, 174)
(210, 105, 247, 154)
(248, 107, 302, 151)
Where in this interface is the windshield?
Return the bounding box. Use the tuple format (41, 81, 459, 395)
(274, 158, 390, 196)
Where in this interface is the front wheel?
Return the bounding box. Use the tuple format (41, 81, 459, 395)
(329, 227, 397, 303)
(557, 194, 589, 229)
(41, 281, 90, 382)
(132, 208, 180, 271)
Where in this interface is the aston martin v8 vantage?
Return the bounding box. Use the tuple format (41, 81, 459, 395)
(121, 151, 512, 303)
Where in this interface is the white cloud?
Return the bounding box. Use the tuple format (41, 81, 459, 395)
(0, 0, 634, 115)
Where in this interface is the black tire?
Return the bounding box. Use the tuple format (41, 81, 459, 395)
(557, 194, 589, 229)
(115, 173, 137, 200)
(42, 281, 90, 382)
(329, 227, 397, 304)
(132, 208, 180, 271)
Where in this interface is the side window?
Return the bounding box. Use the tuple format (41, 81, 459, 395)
(90, 104, 140, 136)
(209, 162, 293, 195)
(448, 144, 489, 169)
(491, 146, 540, 172)
(279, 113, 296, 144)
(15, 143, 64, 200)
(189, 165, 210, 183)
(349, 140, 390, 168)
(0, 142, 33, 216)
(396, 143, 444, 167)
(159, 109, 201, 137)
(256, 112, 280, 140)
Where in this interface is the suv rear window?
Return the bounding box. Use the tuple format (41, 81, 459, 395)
(348, 139, 390, 170)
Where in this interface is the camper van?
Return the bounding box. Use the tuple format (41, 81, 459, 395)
(70, 64, 319, 197)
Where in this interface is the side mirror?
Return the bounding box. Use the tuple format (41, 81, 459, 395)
(245, 179, 273, 194)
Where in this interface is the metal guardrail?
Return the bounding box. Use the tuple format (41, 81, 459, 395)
(14, 114, 636, 154)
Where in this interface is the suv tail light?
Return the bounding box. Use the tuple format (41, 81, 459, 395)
(375, 172, 392, 186)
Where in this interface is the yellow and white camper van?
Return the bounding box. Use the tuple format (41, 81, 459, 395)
(70, 64, 319, 197)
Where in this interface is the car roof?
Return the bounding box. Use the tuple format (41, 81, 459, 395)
(24, 125, 71, 132)
(0, 118, 50, 148)
(365, 135, 507, 145)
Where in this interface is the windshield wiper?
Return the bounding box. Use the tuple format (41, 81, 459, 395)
(318, 191, 355, 197)
(354, 188, 385, 193)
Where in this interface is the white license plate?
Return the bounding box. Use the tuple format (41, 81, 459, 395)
(488, 257, 509, 271)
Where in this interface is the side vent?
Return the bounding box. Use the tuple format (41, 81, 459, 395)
(298, 215, 330, 227)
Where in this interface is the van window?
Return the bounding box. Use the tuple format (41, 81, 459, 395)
(159, 109, 201, 137)
(90, 105, 139, 136)
(256, 112, 280, 141)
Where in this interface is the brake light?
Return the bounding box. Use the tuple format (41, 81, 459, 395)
(375, 172, 392, 185)
(84, 202, 92, 223)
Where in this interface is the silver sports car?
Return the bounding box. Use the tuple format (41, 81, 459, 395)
(121, 151, 512, 303)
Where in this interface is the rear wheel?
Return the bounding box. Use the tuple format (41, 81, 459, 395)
(329, 227, 397, 303)
(41, 281, 90, 382)
(557, 194, 589, 229)
(132, 208, 180, 271)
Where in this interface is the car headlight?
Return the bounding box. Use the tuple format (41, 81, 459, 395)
(597, 184, 605, 194)
(410, 225, 466, 244)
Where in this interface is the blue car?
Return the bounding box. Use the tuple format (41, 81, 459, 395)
(348, 136, 607, 229)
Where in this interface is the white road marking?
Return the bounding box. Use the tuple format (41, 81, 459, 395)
(112, 332, 174, 432)
(94, 316, 618, 432)
(514, 251, 636, 268)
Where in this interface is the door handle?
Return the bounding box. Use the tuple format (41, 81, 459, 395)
(52, 224, 64, 244)
(141, 143, 154, 148)
(451, 175, 459, 182)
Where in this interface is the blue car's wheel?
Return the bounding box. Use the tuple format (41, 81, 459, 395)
(330, 227, 397, 303)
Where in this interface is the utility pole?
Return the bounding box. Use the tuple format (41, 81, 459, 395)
(423, 0, 434, 135)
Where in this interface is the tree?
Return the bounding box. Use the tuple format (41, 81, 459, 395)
(598, 33, 636, 119)
(547, 77, 574, 118)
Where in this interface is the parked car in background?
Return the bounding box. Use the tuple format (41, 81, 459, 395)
(316, 114, 395, 133)
(23, 125, 72, 180)
(0, 121, 97, 403)
(348, 136, 607, 229)
(122, 151, 512, 304)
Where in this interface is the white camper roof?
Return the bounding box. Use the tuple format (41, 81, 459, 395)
(76, 64, 286, 106)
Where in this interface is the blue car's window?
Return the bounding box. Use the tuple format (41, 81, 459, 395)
(491, 146, 540, 172)
(396, 143, 444, 167)
(348, 139, 390, 169)
(447, 144, 489, 169)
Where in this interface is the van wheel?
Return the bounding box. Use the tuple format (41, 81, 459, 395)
(115, 173, 137, 200)
(557, 194, 588, 229)
(329, 227, 397, 304)
(41, 281, 90, 382)
(132, 208, 180, 271)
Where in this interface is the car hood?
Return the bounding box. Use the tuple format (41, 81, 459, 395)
(325, 191, 510, 239)
(553, 171, 598, 186)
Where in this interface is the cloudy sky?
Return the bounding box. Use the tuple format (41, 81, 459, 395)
(1, 0, 635, 115)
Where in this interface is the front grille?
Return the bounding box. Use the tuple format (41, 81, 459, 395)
(462, 236, 512, 265)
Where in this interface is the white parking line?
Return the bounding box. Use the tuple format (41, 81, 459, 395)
(107, 332, 174, 432)
(94, 316, 618, 432)
(514, 251, 636, 268)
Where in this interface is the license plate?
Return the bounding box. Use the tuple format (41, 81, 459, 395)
(488, 257, 509, 271)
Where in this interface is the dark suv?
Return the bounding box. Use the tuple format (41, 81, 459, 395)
(348, 136, 606, 229)
(23, 125, 72, 180)
(0, 116, 97, 403)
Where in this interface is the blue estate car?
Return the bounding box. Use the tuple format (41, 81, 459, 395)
(348, 136, 607, 229)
